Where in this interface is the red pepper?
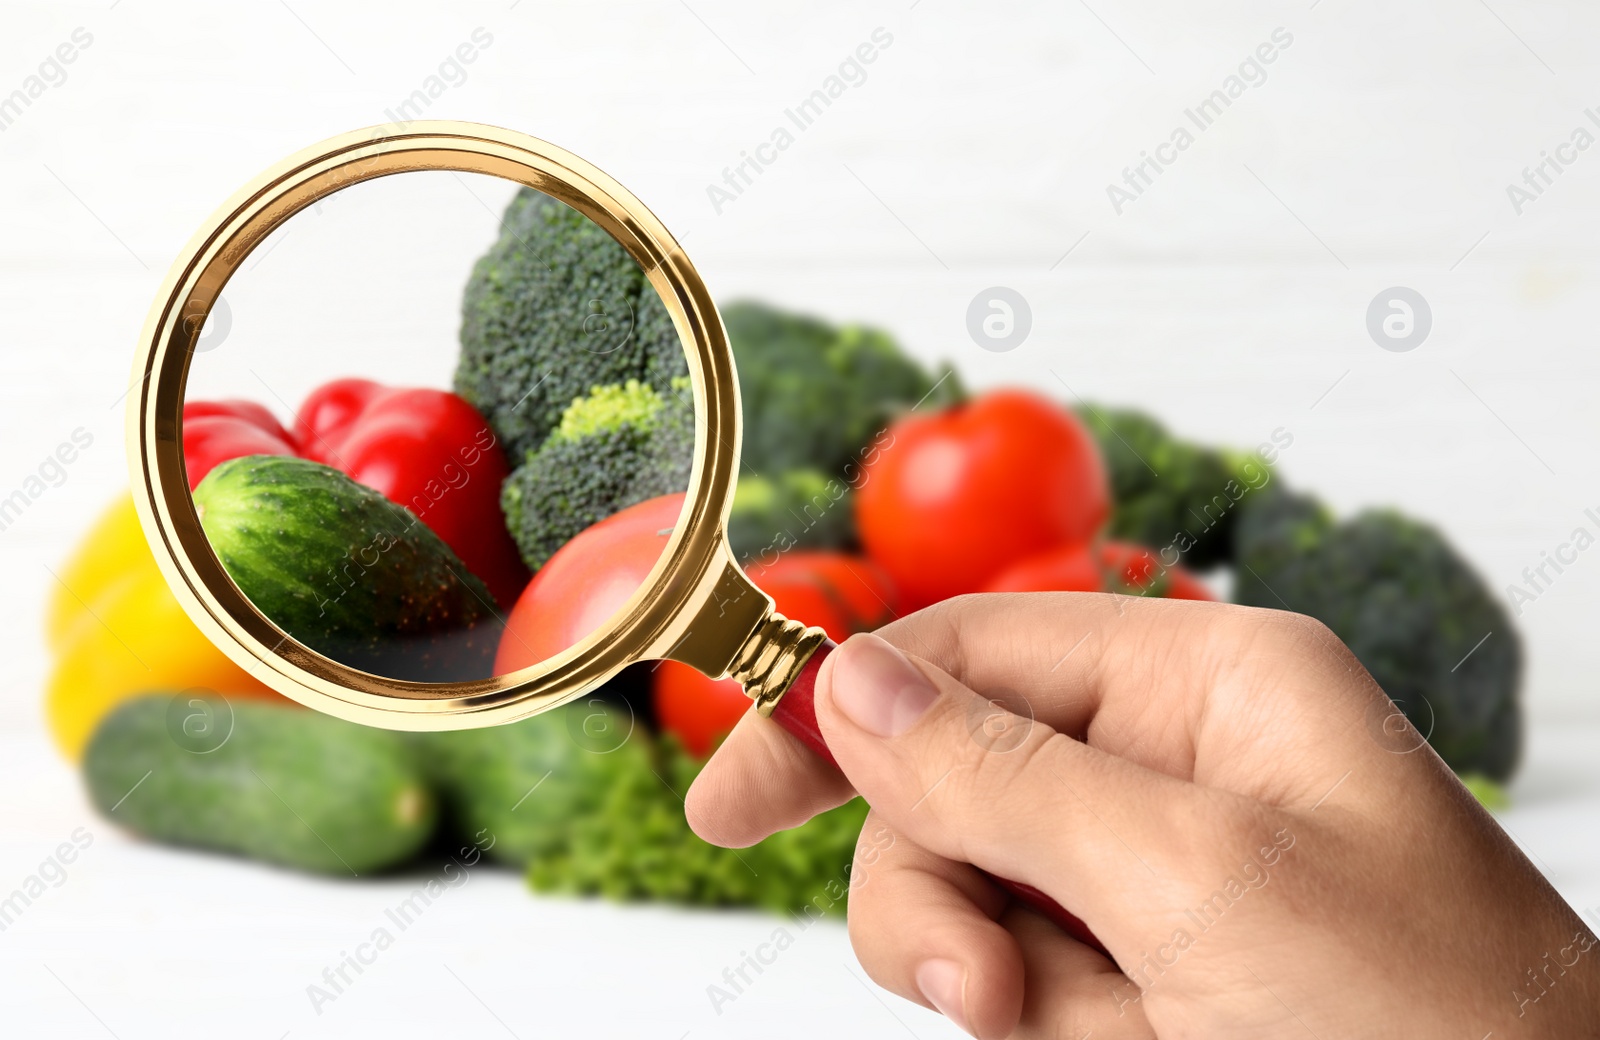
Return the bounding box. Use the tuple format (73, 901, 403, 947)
(182, 400, 297, 490)
(183, 381, 531, 610)
(310, 386, 530, 609)
(184, 399, 294, 443)
(292, 378, 387, 465)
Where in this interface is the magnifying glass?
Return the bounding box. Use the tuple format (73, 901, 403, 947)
(126, 121, 1101, 952)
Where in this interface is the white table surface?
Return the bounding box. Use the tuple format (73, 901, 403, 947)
(0, 718, 1594, 1040)
(0, 718, 1593, 1039)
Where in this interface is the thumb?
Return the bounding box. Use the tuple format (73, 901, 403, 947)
(816, 632, 1201, 930)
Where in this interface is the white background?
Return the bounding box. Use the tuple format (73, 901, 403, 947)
(1, 1, 1598, 1036)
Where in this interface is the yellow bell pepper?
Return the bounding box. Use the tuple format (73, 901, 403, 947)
(46, 494, 284, 759)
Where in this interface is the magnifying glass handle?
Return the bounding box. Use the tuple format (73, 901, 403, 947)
(769, 638, 1111, 958)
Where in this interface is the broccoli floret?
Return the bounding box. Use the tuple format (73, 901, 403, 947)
(726, 469, 856, 564)
(1076, 404, 1272, 570)
(723, 300, 962, 475)
(456, 188, 688, 462)
(501, 379, 694, 570)
(1234, 487, 1523, 781)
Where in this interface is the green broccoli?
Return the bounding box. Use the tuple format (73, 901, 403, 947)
(456, 188, 688, 462)
(1233, 487, 1523, 781)
(1076, 404, 1272, 570)
(726, 469, 856, 564)
(501, 379, 694, 570)
(723, 300, 962, 476)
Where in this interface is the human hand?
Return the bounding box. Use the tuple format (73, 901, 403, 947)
(685, 594, 1600, 1039)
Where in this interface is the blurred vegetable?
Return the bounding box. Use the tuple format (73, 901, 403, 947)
(758, 551, 900, 632)
(1234, 487, 1522, 781)
(1460, 774, 1509, 812)
(983, 540, 1213, 600)
(727, 469, 856, 564)
(723, 300, 961, 475)
(45, 495, 282, 759)
(857, 390, 1110, 610)
(86, 695, 434, 875)
(196, 456, 500, 682)
(1074, 404, 1275, 571)
(455, 187, 688, 462)
(496, 494, 684, 672)
(83, 689, 866, 912)
(655, 551, 899, 756)
(651, 665, 750, 760)
(501, 380, 694, 571)
(1097, 542, 1215, 601)
(413, 701, 651, 866)
(524, 726, 870, 914)
(982, 542, 1101, 594)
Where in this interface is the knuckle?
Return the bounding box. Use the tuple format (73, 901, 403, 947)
(1249, 606, 1339, 654)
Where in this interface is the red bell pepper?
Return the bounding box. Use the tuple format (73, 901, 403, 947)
(300, 382, 530, 609)
(291, 378, 387, 465)
(182, 400, 297, 490)
(183, 380, 531, 610)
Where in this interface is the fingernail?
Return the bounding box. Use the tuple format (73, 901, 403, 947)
(833, 634, 938, 737)
(916, 958, 973, 1036)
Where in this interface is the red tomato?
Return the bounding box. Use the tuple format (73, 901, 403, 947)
(654, 551, 899, 757)
(1098, 542, 1214, 601)
(982, 541, 1102, 594)
(495, 494, 685, 673)
(745, 551, 901, 634)
(292, 378, 388, 464)
(652, 664, 747, 758)
(982, 540, 1214, 602)
(855, 390, 1110, 610)
(181, 413, 296, 490)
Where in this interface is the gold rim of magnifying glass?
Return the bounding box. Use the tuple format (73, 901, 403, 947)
(126, 121, 777, 730)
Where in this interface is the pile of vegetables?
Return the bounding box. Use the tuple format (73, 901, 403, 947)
(85, 694, 867, 911)
(49, 185, 1522, 912)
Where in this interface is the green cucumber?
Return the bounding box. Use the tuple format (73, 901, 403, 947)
(84, 694, 435, 874)
(410, 699, 648, 865)
(194, 455, 500, 682)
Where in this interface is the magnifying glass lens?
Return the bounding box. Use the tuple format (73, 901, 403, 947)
(183, 173, 694, 684)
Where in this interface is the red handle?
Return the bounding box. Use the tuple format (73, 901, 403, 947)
(771, 639, 1110, 957)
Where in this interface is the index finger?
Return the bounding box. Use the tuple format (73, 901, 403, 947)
(685, 591, 1374, 847)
